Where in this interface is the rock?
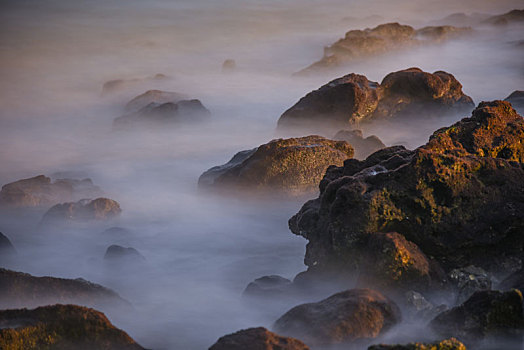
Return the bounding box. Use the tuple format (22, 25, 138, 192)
(101, 73, 168, 96)
(448, 266, 491, 304)
(0, 268, 130, 310)
(368, 338, 466, 350)
(222, 59, 236, 73)
(297, 23, 471, 75)
(0, 175, 102, 209)
(334, 129, 386, 159)
(483, 9, 524, 26)
(0, 304, 144, 350)
(0, 232, 16, 255)
(403, 290, 447, 321)
(505, 90, 524, 115)
(278, 74, 380, 131)
(113, 99, 211, 130)
(289, 101, 524, 279)
(278, 68, 473, 132)
(104, 245, 145, 262)
(355, 232, 446, 292)
(124, 89, 187, 112)
(198, 136, 354, 195)
(273, 289, 400, 345)
(42, 197, 121, 223)
(209, 327, 310, 350)
(430, 290, 524, 344)
(243, 275, 292, 298)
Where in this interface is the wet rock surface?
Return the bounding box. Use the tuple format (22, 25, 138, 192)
(209, 327, 310, 350)
(0, 268, 130, 310)
(278, 68, 473, 132)
(297, 23, 471, 75)
(368, 338, 466, 350)
(273, 288, 401, 345)
(199, 136, 354, 195)
(0, 175, 102, 209)
(0, 304, 144, 350)
(42, 197, 121, 223)
(430, 289, 524, 345)
(289, 101, 524, 284)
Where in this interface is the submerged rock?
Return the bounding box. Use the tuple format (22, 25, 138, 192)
(199, 136, 354, 195)
(114, 99, 210, 130)
(297, 23, 471, 75)
(124, 89, 187, 112)
(278, 68, 473, 132)
(430, 290, 524, 344)
(334, 129, 386, 159)
(368, 338, 466, 350)
(42, 197, 121, 223)
(505, 90, 524, 115)
(0, 304, 144, 350)
(104, 245, 145, 262)
(222, 59, 237, 73)
(0, 268, 130, 310)
(0, 175, 102, 209)
(243, 275, 292, 298)
(209, 327, 310, 350)
(289, 101, 524, 283)
(273, 289, 400, 345)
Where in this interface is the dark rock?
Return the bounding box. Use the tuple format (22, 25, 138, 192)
(0, 232, 16, 256)
(104, 245, 145, 262)
(273, 289, 401, 345)
(403, 290, 447, 321)
(334, 129, 386, 159)
(114, 99, 210, 130)
(209, 327, 310, 350)
(0, 304, 144, 350)
(199, 136, 354, 195)
(297, 23, 471, 75)
(505, 90, 524, 115)
(483, 9, 524, 26)
(222, 59, 236, 73)
(278, 68, 473, 132)
(101, 73, 168, 96)
(243, 275, 292, 297)
(289, 101, 524, 279)
(124, 89, 187, 112)
(430, 290, 524, 344)
(368, 338, 466, 350)
(448, 266, 491, 304)
(0, 268, 130, 310)
(42, 197, 121, 223)
(0, 175, 102, 209)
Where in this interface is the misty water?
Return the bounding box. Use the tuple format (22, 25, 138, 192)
(1, 0, 523, 349)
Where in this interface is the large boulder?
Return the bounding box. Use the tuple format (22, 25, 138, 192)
(430, 290, 524, 344)
(0, 268, 130, 310)
(42, 197, 121, 223)
(297, 23, 471, 75)
(124, 89, 187, 112)
(289, 101, 524, 280)
(368, 338, 466, 350)
(199, 136, 354, 195)
(0, 175, 102, 209)
(209, 327, 310, 350)
(273, 289, 401, 345)
(278, 68, 473, 132)
(334, 129, 386, 159)
(0, 304, 144, 350)
(113, 99, 210, 130)
(505, 90, 524, 115)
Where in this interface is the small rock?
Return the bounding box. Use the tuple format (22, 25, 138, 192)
(209, 327, 310, 350)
